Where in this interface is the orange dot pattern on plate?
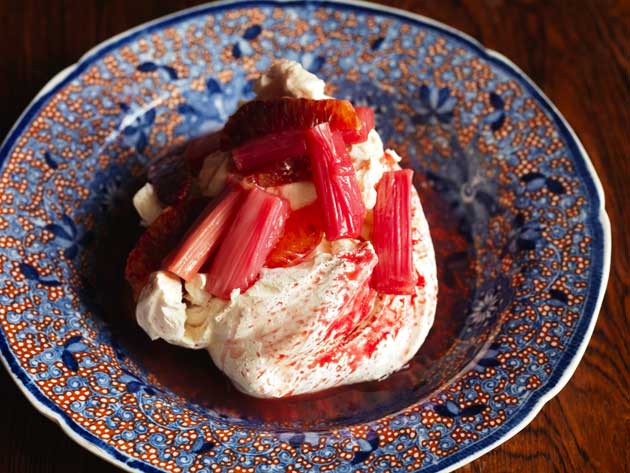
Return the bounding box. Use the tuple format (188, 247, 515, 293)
(0, 3, 603, 472)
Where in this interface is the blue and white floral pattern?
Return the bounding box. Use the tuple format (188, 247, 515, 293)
(120, 104, 156, 153)
(44, 214, 93, 259)
(177, 70, 255, 136)
(424, 133, 499, 239)
(0, 2, 608, 473)
(414, 85, 457, 125)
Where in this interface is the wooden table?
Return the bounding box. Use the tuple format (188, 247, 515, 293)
(0, 0, 628, 471)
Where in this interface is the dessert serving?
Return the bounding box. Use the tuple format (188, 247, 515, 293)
(126, 60, 438, 398)
(0, 2, 609, 470)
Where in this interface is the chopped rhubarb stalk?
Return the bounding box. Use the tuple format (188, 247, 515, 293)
(266, 202, 325, 268)
(125, 197, 208, 299)
(305, 122, 366, 240)
(371, 169, 417, 294)
(341, 106, 375, 145)
(162, 186, 244, 281)
(222, 98, 361, 148)
(184, 130, 223, 173)
(205, 188, 289, 299)
(232, 129, 308, 173)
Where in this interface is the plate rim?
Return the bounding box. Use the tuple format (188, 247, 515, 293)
(0, 1, 611, 472)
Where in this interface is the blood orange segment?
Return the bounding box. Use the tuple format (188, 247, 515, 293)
(205, 188, 290, 299)
(222, 98, 361, 148)
(266, 202, 325, 268)
(371, 169, 417, 294)
(148, 150, 192, 205)
(232, 129, 308, 173)
(184, 130, 223, 173)
(125, 197, 207, 299)
(243, 156, 312, 188)
(341, 106, 375, 145)
(162, 186, 244, 281)
(305, 122, 366, 240)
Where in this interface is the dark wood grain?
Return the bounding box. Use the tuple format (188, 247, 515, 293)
(0, 0, 628, 471)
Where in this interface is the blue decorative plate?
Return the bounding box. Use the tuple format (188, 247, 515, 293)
(0, 1, 610, 472)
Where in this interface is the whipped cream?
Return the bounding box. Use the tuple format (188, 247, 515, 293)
(253, 59, 328, 100)
(135, 60, 438, 398)
(132, 183, 163, 226)
(136, 271, 212, 349)
(267, 181, 317, 210)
